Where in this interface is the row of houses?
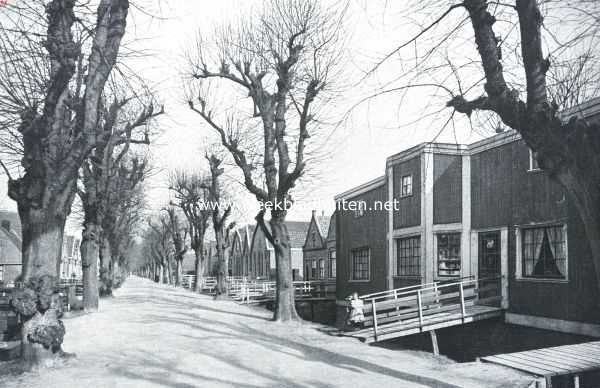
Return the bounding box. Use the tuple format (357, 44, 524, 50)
(0, 211, 82, 287)
(183, 211, 336, 282)
(333, 98, 600, 337)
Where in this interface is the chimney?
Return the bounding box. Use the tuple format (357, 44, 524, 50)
(322, 210, 325, 217)
(1, 220, 10, 231)
(312, 210, 316, 218)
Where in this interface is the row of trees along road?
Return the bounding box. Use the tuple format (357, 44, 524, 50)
(186, 0, 346, 322)
(0, 0, 160, 367)
(139, 152, 233, 296)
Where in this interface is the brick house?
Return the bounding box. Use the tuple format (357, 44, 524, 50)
(334, 98, 600, 336)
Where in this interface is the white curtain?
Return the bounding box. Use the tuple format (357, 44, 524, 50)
(546, 226, 566, 276)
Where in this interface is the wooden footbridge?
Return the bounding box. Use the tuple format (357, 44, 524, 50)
(180, 275, 336, 303)
(346, 277, 504, 345)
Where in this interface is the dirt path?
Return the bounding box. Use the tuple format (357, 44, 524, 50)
(0, 277, 533, 387)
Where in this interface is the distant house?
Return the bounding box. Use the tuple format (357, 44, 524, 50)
(60, 235, 82, 280)
(249, 220, 310, 280)
(334, 98, 600, 336)
(230, 226, 251, 277)
(0, 211, 22, 286)
(302, 210, 336, 281)
(181, 241, 218, 276)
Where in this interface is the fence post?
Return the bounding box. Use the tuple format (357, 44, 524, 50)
(459, 282, 466, 318)
(417, 290, 423, 328)
(371, 299, 378, 342)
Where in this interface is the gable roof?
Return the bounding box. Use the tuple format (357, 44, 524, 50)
(326, 211, 336, 241)
(316, 214, 330, 240)
(255, 220, 311, 250)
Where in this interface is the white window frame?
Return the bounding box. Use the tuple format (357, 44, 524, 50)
(401, 174, 413, 197)
(349, 247, 370, 282)
(328, 250, 336, 279)
(435, 232, 462, 278)
(528, 148, 541, 172)
(515, 223, 569, 282)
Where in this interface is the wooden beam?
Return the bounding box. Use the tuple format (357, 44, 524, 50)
(430, 330, 439, 356)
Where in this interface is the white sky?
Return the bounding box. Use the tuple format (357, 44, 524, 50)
(119, 0, 491, 226)
(0, 0, 499, 230)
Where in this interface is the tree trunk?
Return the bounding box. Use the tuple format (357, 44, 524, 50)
(99, 237, 112, 295)
(214, 229, 228, 299)
(269, 215, 299, 322)
(80, 222, 100, 312)
(158, 263, 164, 284)
(194, 248, 205, 292)
(14, 203, 70, 368)
(175, 259, 182, 287)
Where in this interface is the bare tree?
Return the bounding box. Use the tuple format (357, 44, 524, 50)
(205, 154, 235, 298)
(169, 171, 212, 291)
(163, 206, 188, 287)
(186, 0, 345, 321)
(147, 214, 174, 285)
(78, 92, 159, 311)
(1, 0, 131, 365)
(360, 1, 600, 290)
(101, 156, 149, 294)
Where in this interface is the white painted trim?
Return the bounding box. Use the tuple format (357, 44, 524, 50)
(423, 152, 434, 284)
(501, 228, 509, 309)
(386, 143, 468, 167)
(387, 167, 394, 290)
(334, 176, 385, 201)
(392, 225, 423, 238)
(461, 154, 472, 279)
(514, 223, 569, 282)
(468, 130, 521, 154)
(505, 312, 600, 337)
(432, 223, 463, 232)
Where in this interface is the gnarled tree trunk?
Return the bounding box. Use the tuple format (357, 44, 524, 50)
(194, 248, 205, 292)
(80, 222, 100, 312)
(269, 215, 299, 322)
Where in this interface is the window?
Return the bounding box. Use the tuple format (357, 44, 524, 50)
(319, 259, 325, 279)
(437, 233, 461, 277)
(396, 236, 420, 276)
(401, 175, 413, 197)
(311, 260, 317, 279)
(329, 250, 336, 278)
(354, 207, 365, 218)
(522, 225, 566, 279)
(529, 148, 540, 171)
(0, 265, 3, 282)
(351, 247, 370, 281)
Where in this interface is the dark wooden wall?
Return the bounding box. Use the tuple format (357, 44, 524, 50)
(392, 156, 421, 229)
(472, 139, 599, 323)
(336, 184, 387, 299)
(433, 154, 462, 225)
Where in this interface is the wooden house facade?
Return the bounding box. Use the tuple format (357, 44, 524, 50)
(302, 211, 336, 281)
(335, 100, 600, 336)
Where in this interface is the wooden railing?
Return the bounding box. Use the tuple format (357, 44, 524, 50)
(229, 279, 336, 304)
(181, 275, 218, 292)
(358, 276, 502, 342)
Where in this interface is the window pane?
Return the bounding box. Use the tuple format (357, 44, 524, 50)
(437, 233, 461, 277)
(522, 225, 567, 279)
(396, 236, 420, 276)
(351, 248, 369, 280)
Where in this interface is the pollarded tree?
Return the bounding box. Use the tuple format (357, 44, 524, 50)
(0, 0, 130, 365)
(79, 94, 159, 311)
(101, 156, 149, 294)
(187, 0, 346, 321)
(374, 0, 600, 291)
(147, 214, 174, 285)
(169, 171, 211, 292)
(205, 154, 235, 298)
(164, 206, 188, 287)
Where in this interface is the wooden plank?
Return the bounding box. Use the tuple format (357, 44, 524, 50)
(494, 353, 570, 374)
(527, 349, 600, 371)
(482, 355, 557, 377)
(557, 345, 600, 363)
(510, 350, 588, 373)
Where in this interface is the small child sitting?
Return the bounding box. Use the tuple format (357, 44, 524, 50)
(345, 292, 365, 330)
